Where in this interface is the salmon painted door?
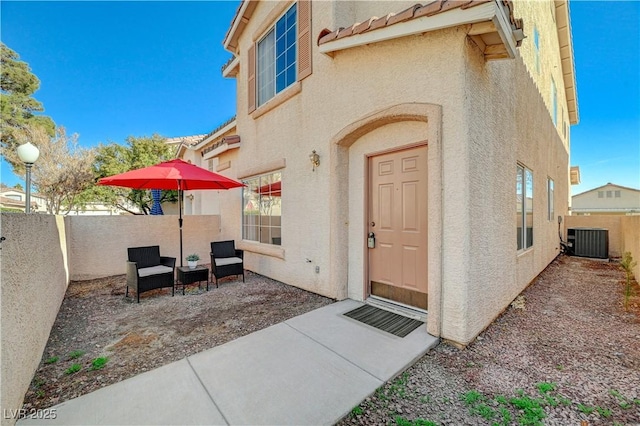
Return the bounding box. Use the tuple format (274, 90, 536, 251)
(368, 145, 428, 310)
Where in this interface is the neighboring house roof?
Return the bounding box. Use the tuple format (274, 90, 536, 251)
(0, 195, 26, 209)
(197, 116, 236, 146)
(174, 118, 239, 159)
(0, 188, 45, 200)
(573, 183, 640, 198)
(166, 134, 208, 158)
(166, 134, 207, 147)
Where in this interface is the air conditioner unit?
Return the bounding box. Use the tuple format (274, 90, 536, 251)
(566, 228, 609, 259)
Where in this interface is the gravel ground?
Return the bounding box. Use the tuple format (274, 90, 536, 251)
(22, 269, 334, 411)
(339, 255, 640, 426)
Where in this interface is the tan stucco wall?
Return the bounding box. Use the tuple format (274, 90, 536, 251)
(332, 1, 419, 29)
(513, 0, 570, 147)
(1, 214, 69, 425)
(0, 213, 223, 419)
(232, 2, 468, 301)
(564, 215, 623, 258)
(562, 215, 640, 280)
(222, 0, 573, 344)
(621, 216, 640, 279)
(67, 215, 221, 280)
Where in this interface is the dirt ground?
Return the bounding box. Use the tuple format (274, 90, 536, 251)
(22, 268, 334, 410)
(339, 256, 640, 425)
(22, 255, 640, 425)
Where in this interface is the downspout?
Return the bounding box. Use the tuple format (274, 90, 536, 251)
(438, 115, 445, 340)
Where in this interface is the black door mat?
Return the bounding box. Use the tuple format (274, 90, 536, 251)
(343, 304, 424, 338)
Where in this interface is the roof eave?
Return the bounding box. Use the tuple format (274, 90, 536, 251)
(555, 0, 579, 125)
(224, 0, 258, 53)
(222, 56, 240, 78)
(194, 120, 237, 150)
(203, 139, 241, 161)
(320, 3, 491, 54)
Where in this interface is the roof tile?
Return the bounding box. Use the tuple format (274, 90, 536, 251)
(386, 4, 421, 26)
(369, 13, 394, 32)
(318, 0, 523, 47)
(415, 1, 443, 18)
(336, 24, 357, 40)
(318, 29, 339, 45)
(460, 0, 491, 10)
(353, 17, 377, 35)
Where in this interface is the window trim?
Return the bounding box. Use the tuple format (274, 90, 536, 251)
(551, 76, 557, 126)
(533, 27, 540, 74)
(255, 3, 297, 108)
(247, 1, 312, 115)
(251, 81, 302, 119)
(547, 177, 554, 221)
(241, 170, 283, 247)
(517, 164, 534, 251)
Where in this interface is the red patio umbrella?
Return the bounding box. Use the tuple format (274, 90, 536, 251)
(98, 159, 244, 266)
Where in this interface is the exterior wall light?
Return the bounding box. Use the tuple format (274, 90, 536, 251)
(310, 150, 320, 171)
(16, 142, 40, 213)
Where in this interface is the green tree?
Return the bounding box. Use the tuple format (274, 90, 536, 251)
(92, 134, 177, 214)
(1, 43, 55, 169)
(11, 126, 95, 214)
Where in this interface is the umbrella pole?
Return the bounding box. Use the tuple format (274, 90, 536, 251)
(179, 185, 183, 267)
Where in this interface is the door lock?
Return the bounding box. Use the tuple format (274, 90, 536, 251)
(367, 232, 376, 249)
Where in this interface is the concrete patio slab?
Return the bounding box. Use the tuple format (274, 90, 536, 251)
(189, 321, 382, 425)
(285, 299, 439, 381)
(18, 359, 226, 425)
(17, 299, 439, 426)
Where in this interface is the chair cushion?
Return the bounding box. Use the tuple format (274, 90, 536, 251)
(215, 257, 243, 267)
(138, 265, 174, 278)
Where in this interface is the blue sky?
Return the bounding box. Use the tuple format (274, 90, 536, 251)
(1, 0, 639, 195)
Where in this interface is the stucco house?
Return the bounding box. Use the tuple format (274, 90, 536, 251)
(179, 0, 579, 346)
(571, 183, 640, 216)
(0, 187, 46, 212)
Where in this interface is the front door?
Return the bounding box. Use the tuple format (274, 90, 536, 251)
(368, 145, 428, 310)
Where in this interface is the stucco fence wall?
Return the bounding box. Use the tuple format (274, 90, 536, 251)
(621, 216, 640, 280)
(1, 214, 68, 425)
(564, 215, 640, 278)
(0, 213, 220, 425)
(67, 214, 221, 280)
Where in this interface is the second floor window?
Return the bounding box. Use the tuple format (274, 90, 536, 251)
(551, 77, 557, 127)
(257, 4, 297, 106)
(533, 27, 540, 74)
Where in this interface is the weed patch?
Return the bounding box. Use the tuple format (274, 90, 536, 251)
(394, 416, 437, 426)
(90, 357, 109, 371)
(44, 356, 59, 365)
(64, 364, 81, 375)
(68, 350, 85, 360)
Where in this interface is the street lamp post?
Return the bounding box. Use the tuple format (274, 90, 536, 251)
(17, 142, 40, 213)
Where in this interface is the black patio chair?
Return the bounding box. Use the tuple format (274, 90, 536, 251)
(126, 245, 176, 302)
(210, 240, 244, 286)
